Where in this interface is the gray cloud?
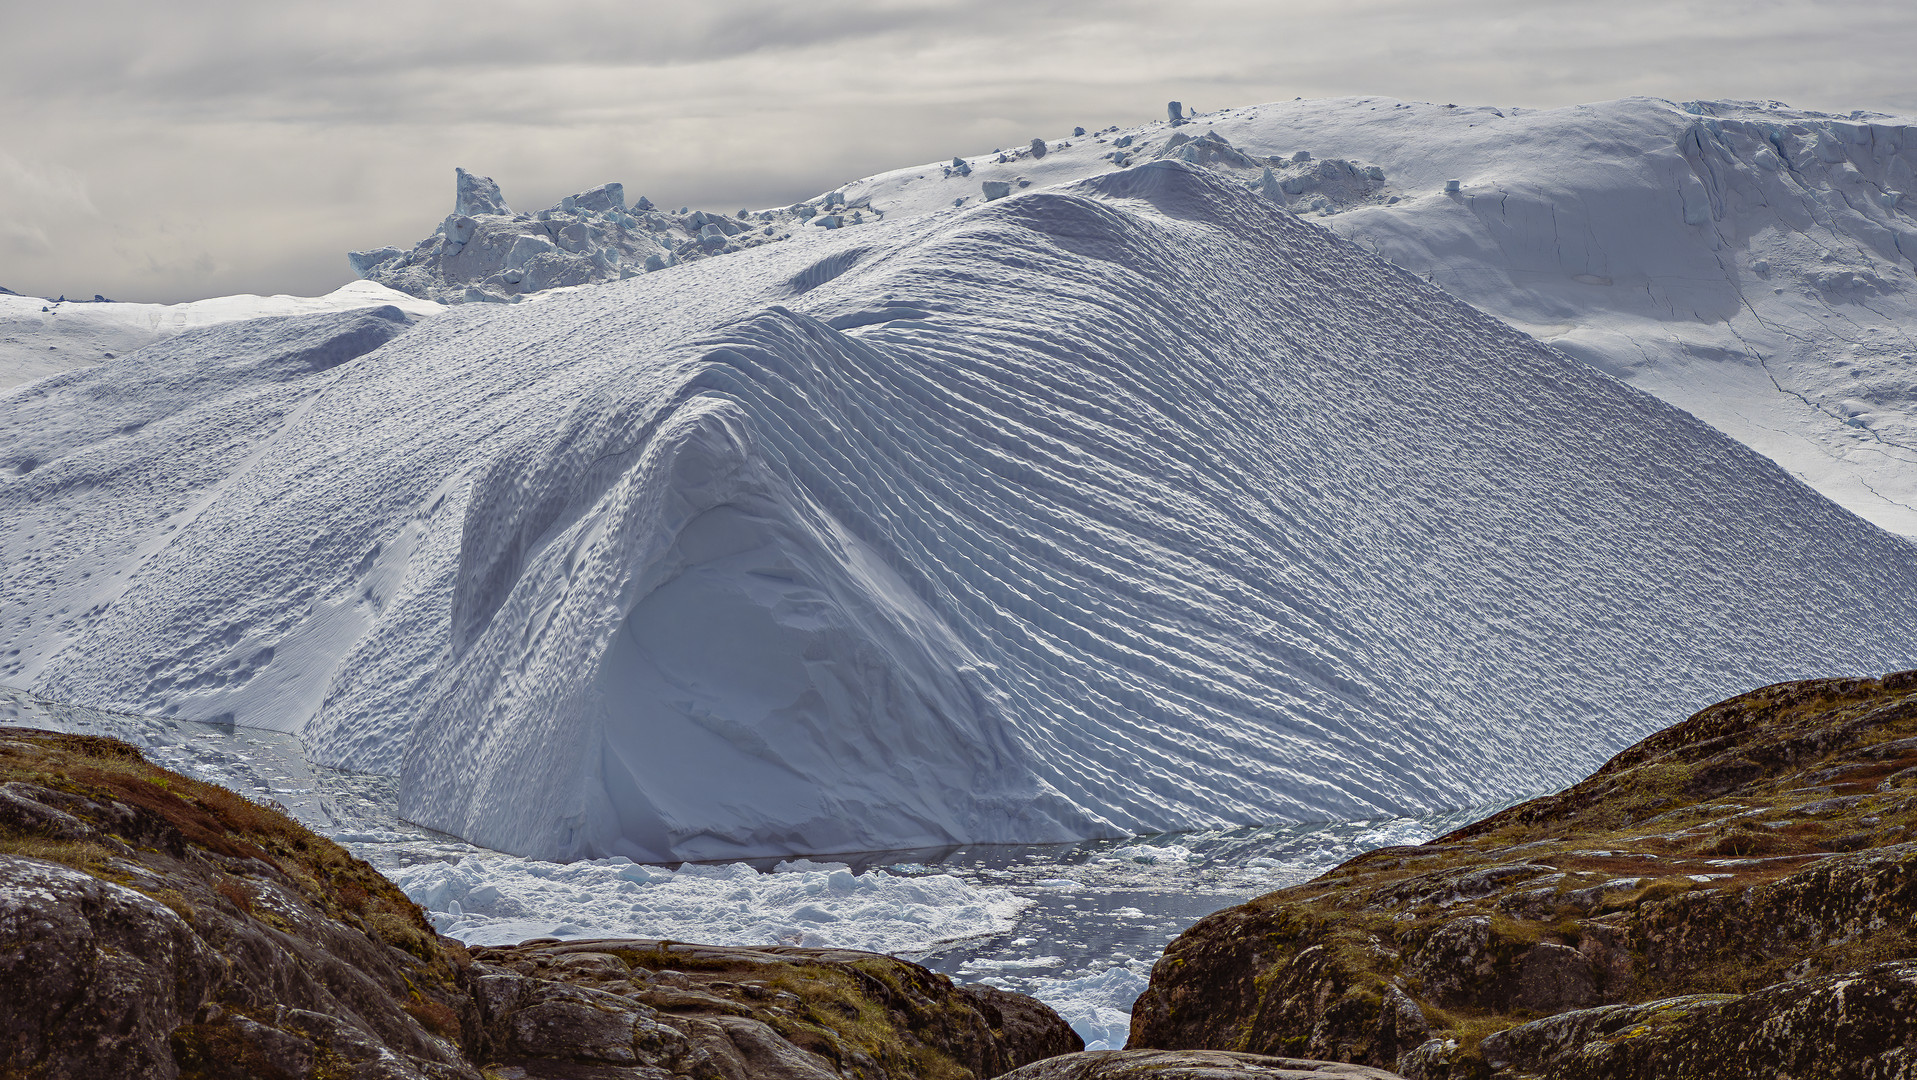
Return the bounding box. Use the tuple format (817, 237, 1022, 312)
(4, 0, 1913, 301)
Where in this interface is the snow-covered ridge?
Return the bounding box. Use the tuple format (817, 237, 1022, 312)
(0, 281, 442, 392)
(9, 161, 1917, 863)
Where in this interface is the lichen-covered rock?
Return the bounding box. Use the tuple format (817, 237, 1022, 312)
(0, 728, 1078, 1079)
(466, 938, 1081, 1080)
(1131, 671, 1917, 1078)
(997, 1049, 1403, 1078)
(0, 727, 477, 1080)
(1459, 960, 1917, 1080)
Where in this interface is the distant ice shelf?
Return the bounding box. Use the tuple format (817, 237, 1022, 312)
(7, 159, 1916, 863)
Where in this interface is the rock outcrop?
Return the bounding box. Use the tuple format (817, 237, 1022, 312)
(999, 1049, 1403, 1078)
(0, 727, 477, 1079)
(464, 938, 1081, 1080)
(0, 727, 1077, 1079)
(1130, 671, 1917, 1078)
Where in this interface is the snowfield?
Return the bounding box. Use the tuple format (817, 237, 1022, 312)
(7, 158, 1916, 862)
(0, 281, 442, 391)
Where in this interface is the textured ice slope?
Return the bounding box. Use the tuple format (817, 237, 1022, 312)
(7, 162, 1917, 862)
(852, 98, 1917, 534)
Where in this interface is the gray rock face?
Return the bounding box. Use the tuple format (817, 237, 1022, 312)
(1450, 961, 1917, 1080)
(0, 859, 224, 1078)
(1511, 942, 1598, 1013)
(0, 729, 479, 1080)
(999, 1049, 1404, 1079)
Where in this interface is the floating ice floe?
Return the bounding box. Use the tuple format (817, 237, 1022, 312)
(385, 856, 1031, 952)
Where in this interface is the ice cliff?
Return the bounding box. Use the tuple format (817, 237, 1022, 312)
(8, 162, 1917, 863)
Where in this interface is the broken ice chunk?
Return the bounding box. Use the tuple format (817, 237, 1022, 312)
(1030, 138, 1048, 158)
(347, 246, 404, 278)
(505, 234, 556, 267)
(440, 215, 477, 246)
(982, 180, 1012, 201)
(556, 221, 593, 252)
(564, 183, 625, 214)
(1167, 101, 1184, 123)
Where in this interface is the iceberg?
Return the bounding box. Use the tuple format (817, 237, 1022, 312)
(6, 162, 1917, 864)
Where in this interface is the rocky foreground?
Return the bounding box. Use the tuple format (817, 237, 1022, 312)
(1132, 671, 1917, 1078)
(17, 670, 1917, 1079)
(0, 725, 1379, 1079)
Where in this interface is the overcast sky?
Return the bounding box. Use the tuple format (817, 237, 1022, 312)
(4, 0, 1914, 303)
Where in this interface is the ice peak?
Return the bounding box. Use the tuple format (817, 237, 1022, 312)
(455, 167, 511, 218)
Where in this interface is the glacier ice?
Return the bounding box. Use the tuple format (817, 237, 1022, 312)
(455, 166, 510, 217)
(8, 161, 1917, 863)
(356, 170, 884, 302)
(0, 281, 440, 391)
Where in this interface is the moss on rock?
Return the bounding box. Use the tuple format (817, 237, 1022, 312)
(1131, 671, 1917, 1078)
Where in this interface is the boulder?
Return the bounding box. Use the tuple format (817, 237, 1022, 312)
(468, 938, 1082, 1079)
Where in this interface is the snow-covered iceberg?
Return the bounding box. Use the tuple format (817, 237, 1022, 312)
(0, 281, 442, 391)
(6, 162, 1917, 862)
(845, 97, 1917, 535)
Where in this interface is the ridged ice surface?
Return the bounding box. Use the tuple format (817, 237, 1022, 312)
(854, 97, 1917, 534)
(6, 163, 1917, 861)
